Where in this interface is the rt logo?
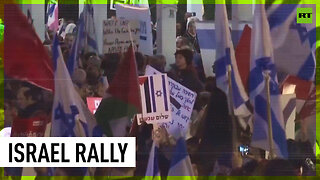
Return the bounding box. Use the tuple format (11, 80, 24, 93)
(297, 8, 312, 24)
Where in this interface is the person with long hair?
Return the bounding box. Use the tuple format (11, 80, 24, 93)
(196, 87, 233, 175)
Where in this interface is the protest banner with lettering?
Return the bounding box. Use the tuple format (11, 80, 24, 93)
(11, 116, 49, 137)
(136, 74, 171, 124)
(103, 19, 140, 54)
(116, 4, 153, 55)
(145, 66, 197, 137)
(87, 97, 102, 114)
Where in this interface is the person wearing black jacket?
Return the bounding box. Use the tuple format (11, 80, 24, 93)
(183, 18, 200, 54)
(168, 48, 203, 94)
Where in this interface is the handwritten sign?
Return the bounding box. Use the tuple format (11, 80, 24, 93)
(86, 97, 102, 114)
(116, 4, 153, 55)
(145, 66, 197, 137)
(136, 74, 172, 124)
(103, 19, 140, 54)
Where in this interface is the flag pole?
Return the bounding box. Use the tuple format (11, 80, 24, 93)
(264, 71, 275, 159)
(128, 23, 135, 49)
(127, 22, 144, 120)
(227, 65, 241, 168)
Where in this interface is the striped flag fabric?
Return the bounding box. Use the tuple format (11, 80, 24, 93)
(214, 2, 251, 120)
(94, 45, 142, 137)
(67, 13, 85, 75)
(145, 141, 161, 179)
(137, 74, 171, 124)
(280, 75, 313, 100)
(139, 75, 170, 114)
(196, 21, 216, 77)
(249, 4, 288, 158)
(280, 75, 314, 118)
(298, 86, 317, 153)
(67, 3, 99, 75)
(299, 86, 316, 120)
(46, 0, 59, 31)
(83, 3, 99, 54)
(280, 94, 296, 140)
(51, 34, 102, 138)
(167, 138, 195, 178)
(267, 2, 316, 81)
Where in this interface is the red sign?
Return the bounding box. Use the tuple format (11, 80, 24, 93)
(86, 97, 102, 114)
(11, 115, 49, 137)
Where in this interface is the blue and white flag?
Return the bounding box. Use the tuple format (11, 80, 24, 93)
(196, 22, 216, 77)
(267, 2, 316, 81)
(215, 2, 251, 119)
(139, 75, 170, 114)
(250, 4, 288, 158)
(67, 13, 85, 75)
(145, 141, 160, 179)
(82, 4, 99, 55)
(67, 4, 99, 75)
(167, 138, 195, 178)
(136, 74, 171, 125)
(51, 35, 102, 137)
(46, 0, 59, 31)
(197, 22, 244, 78)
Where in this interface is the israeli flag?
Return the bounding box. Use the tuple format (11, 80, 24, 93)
(196, 22, 216, 77)
(67, 13, 85, 75)
(46, 0, 59, 31)
(83, 4, 99, 54)
(167, 138, 195, 178)
(51, 35, 102, 137)
(145, 142, 160, 179)
(268, 3, 316, 81)
(250, 4, 288, 158)
(139, 75, 170, 114)
(215, 3, 251, 118)
(67, 4, 100, 75)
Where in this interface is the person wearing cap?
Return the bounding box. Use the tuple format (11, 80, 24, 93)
(168, 48, 204, 95)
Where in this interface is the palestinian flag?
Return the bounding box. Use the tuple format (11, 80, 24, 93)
(4, 3, 54, 91)
(95, 46, 142, 137)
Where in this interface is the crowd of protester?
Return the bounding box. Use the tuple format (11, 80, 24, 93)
(3, 13, 318, 177)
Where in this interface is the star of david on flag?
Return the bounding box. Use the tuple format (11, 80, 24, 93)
(51, 34, 102, 137)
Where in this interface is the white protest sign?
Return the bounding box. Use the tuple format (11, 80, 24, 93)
(145, 65, 197, 137)
(103, 19, 140, 54)
(116, 4, 153, 55)
(136, 74, 172, 124)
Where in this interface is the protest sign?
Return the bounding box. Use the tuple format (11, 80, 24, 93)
(145, 65, 197, 136)
(11, 116, 49, 137)
(136, 74, 171, 124)
(116, 4, 153, 55)
(103, 19, 140, 54)
(86, 97, 102, 114)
